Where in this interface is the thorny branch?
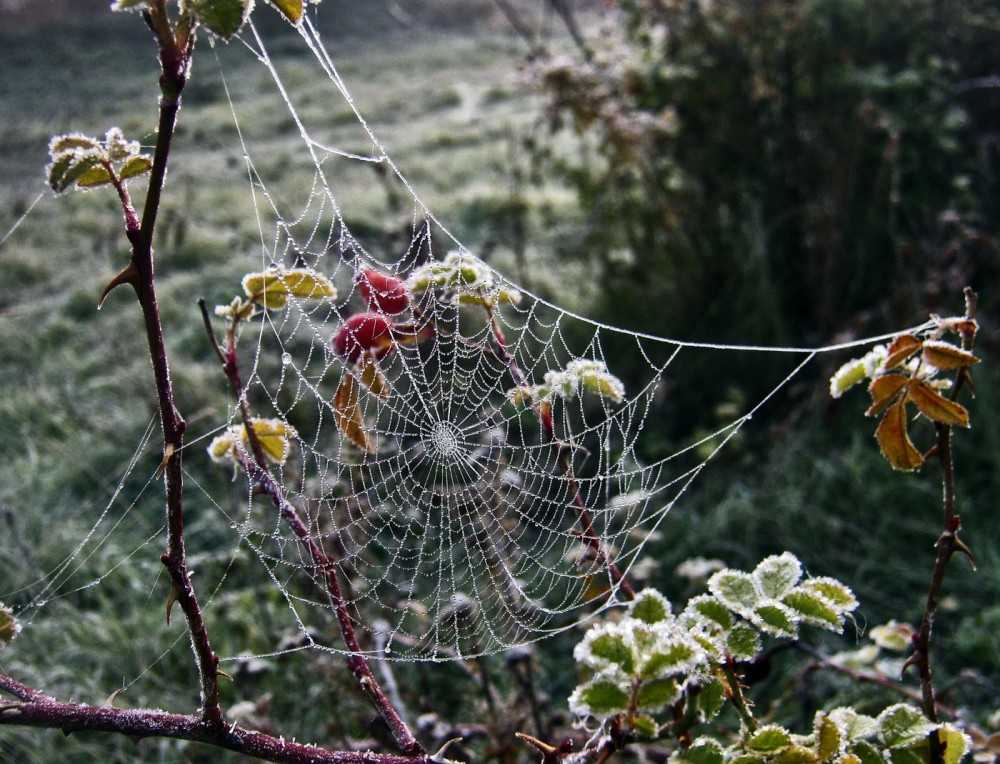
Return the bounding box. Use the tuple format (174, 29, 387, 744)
(197, 301, 425, 757)
(101, 1, 224, 728)
(0, 673, 435, 764)
(907, 288, 979, 764)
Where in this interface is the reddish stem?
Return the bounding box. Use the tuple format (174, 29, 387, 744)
(197, 301, 424, 757)
(0, 672, 431, 764)
(487, 312, 635, 599)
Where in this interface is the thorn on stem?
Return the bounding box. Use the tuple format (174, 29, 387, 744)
(97, 262, 139, 309)
(103, 687, 127, 708)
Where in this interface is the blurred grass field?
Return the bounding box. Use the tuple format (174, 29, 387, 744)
(1, 3, 998, 762)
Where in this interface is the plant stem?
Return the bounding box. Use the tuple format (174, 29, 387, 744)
(106, 22, 223, 727)
(486, 310, 635, 599)
(908, 288, 978, 764)
(0, 672, 431, 764)
(722, 661, 757, 734)
(197, 301, 424, 756)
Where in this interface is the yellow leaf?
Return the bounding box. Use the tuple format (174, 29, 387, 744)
(921, 340, 980, 370)
(269, 0, 303, 23)
(866, 374, 909, 417)
(875, 400, 923, 471)
(119, 154, 153, 180)
(883, 334, 922, 370)
(908, 380, 970, 428)
(334, 376, 375, 453)
(244, 418, 297, 464)
(360, 359, 390, 399)
(242, 267, 337, 309)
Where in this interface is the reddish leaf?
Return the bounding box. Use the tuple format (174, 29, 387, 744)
(333, 375, 375, 452)
(921, 340, 980, 370)
(875, 400, 923, 471)
(908, 379, 970, 428)
(866, 375, 909, 417)
(883, 334, 922, 370)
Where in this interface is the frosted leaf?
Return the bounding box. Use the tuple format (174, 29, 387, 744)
(629, 588, 671, 625)
(753, 552, 802, 599)
(726, 624, 761, 660)
(708, 569, 761, 617)
(876, 704, 935, 749)
(748, 725, 793, 753)
(242, 267, 336, 309)
(869, 621, 913, 652)
(783, 587, 844, 631)
(751, 601, 799, 639)
(568, 667, 631, 718)
(574, 621, 636, 675)
(670, 737, 725, 764)
(635, 676, 682, 711)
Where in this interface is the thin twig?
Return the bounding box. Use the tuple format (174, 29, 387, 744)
(0, 672, 431, 764)
(722, 661, 757, 734)
(793, 643, 956, 719)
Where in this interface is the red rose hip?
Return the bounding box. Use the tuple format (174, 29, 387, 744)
(333, 312, 394, 363)
(356, 268, 410, 315)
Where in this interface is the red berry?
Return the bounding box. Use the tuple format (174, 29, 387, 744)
(333, 312, 394, 363)
(356, 268, 409, 315)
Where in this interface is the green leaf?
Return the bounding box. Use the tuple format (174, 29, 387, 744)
(749, 725, 793, 753)
(850, 742, 885, 764)
(697, 679, 726, 722)
(120, 154, 153, 180)
(589, 632, 635, 675)
(631, 588, 671, 624)
(726, 624, 761, 660)
(190, 0, 254, 39)
(640, 639, 699, 679)
(672, 737, 725, 764)
(877, 704, 935, 749)
(573, 678, 630, 716)
(76, 164, 114, 188)
(753, 602, 799, 638)
(708, 569, 760, 616)
(888, 749, 924, 764)
(48, 152, 103, 193)
(631, 713, 659, 738)
(686, 595, 734, 630)
(635, 677, 681, 710)
(49, 133, 101, 154)
(268, 0, 303, 23)
(753, 552, 802, 599)
(829, 708, 878, 743)
(730, 756, 767, 764)
(783, 589, 843, 631)
(801, 578, 858, 614)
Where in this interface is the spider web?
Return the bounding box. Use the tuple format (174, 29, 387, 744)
(174, 16, 917, 663)
(0, 13, 920, 667)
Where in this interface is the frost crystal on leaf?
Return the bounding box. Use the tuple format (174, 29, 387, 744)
(0, 602, 21, 649)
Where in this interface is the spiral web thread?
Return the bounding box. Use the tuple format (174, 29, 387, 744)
(2, 15, 922, 667)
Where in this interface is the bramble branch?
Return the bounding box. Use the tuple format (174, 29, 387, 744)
(197, 300, 424, 757)
(0, 672, 433, 764)
(100, 3, 224, 728)
(907, 288, 978, 764)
